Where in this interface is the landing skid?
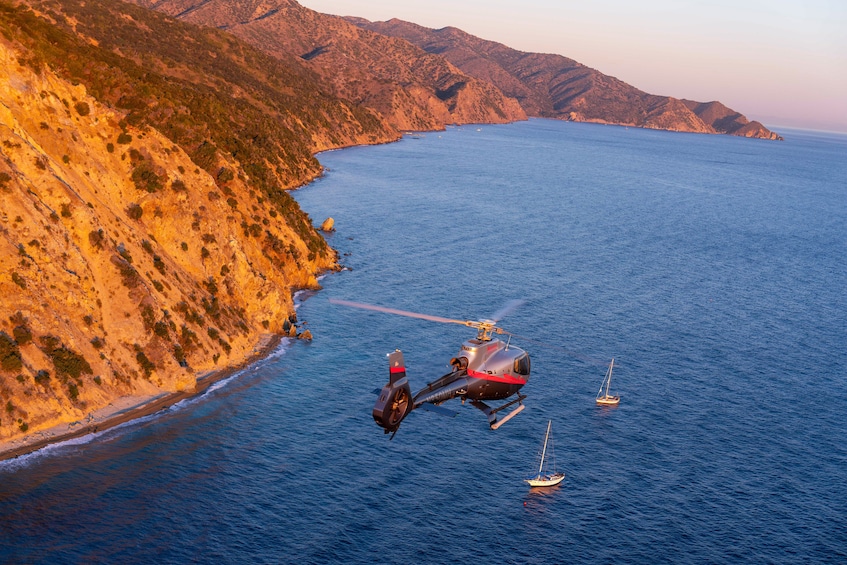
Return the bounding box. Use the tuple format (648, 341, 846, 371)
(471, 393, 526, 430)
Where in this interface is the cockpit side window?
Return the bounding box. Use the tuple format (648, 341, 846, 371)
(513, 354, 530, 375)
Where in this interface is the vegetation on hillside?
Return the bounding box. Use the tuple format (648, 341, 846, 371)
(0, 0, 395, 257)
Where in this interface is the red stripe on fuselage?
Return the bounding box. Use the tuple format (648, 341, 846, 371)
(389, 366, 406, 373)
(467, 369, 526, 385)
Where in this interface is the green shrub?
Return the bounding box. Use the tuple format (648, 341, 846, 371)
(11, 272, 26, 289)
(39, 336, 93, 380)
(135, 350, 155, 377)
(216, 167, 234, 183)
(126, 203, 142, 221)
(140, 304, 156, 332)
(13, 325, 32, 346)
(173, 344, 186, 365)
(204, 277, 218, 296)
(191, 141, 217, 172)
(153, 255, 166, 274)
(131, 161, 162, 193)
(114, 256, 141, 288)
(0, 332, 23, 372)
(89, 228, 106, 249)
(153, 321, 169, 339)
(34, 370, 50, 386)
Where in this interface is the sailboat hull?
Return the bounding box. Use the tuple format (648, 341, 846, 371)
(595, 395, 620, 406)
(525, 472, 565, 487)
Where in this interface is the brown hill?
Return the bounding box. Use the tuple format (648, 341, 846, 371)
(0, 0, 397, 447)
(132, 0, 526, 131)
(353, 19, 782, 140)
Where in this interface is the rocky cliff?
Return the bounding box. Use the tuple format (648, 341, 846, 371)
(353, 19, 782, 140)
(0, 0, 397, 444)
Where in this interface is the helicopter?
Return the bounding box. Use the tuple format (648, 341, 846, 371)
(329, 298, 531, 438)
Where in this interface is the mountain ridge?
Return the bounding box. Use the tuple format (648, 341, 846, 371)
(131, 0, 779, 138)
(131, 0, 527, 131)
(351, 18, 781, 140)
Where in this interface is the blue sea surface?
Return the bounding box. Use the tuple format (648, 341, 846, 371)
(2, 120, 845, 564)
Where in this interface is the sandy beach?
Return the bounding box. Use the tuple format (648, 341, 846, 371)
(0, 334, 284, 462)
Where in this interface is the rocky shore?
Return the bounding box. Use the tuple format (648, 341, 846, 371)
(0, 334, 284, 462)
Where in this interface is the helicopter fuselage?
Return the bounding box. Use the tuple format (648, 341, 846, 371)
(446, 337, 529, 401)
(373, 338, 530, 435)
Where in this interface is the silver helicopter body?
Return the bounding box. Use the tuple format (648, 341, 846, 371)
(330, 299, 530, 437)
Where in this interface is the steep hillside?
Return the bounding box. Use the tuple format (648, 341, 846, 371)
(354, 19, 782, 140)
(0, 0, 397, 445)
(130, 0, 527, 131)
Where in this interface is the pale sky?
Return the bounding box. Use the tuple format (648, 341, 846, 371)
(300, 0, 847, 133)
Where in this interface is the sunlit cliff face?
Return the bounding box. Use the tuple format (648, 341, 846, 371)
(0, 40, 334, 442)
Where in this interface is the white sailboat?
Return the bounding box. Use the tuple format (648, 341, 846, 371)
(595, 357, 620, 406)
(524, 420, 565, 487)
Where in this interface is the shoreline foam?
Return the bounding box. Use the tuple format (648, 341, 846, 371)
(0, 333, 284, 462)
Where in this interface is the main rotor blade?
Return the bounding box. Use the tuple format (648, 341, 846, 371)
(490, 299, 524, 323)
(329, 299, 469, 326)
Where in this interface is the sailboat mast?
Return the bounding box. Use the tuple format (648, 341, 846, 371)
(538, 420, 551, 475)
(605, 358, 614, 397)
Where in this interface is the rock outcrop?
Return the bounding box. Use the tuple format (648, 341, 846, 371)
(319, 218, 335, 232)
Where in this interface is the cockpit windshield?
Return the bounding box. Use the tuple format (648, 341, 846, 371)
(513, 353, 530, 375)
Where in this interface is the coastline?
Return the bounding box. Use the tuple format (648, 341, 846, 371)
(0, 333, 284, 463)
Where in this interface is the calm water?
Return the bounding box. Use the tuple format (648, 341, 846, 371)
(2, 120, 845, 564)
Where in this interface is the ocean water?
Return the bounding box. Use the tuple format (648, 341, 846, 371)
(1, 120, 845, 564)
